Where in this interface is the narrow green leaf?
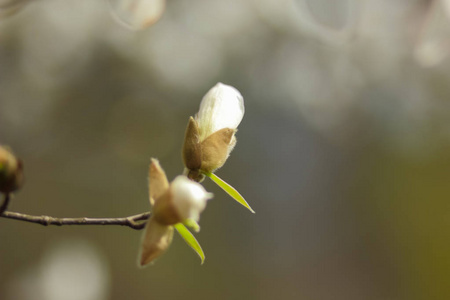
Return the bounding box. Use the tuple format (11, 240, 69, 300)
(205, 172, 255, 214)
(183, 218, 200, 232)
(174, 223, 205, 264)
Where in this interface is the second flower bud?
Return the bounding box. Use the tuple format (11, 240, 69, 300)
(153, 175, 213, 225)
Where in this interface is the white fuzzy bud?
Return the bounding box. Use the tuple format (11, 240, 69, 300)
(195, 83, 245, 142)
(170, 176, 213, 222)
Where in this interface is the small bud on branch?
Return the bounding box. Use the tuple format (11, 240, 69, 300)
(0, 146, 24, 194)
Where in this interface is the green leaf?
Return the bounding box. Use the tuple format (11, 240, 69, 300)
(205, 172, 255, 214)
(174, 223, 205, 264)
(183, 218, 200, 232)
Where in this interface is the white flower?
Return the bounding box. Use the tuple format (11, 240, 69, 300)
(170, 176, 213, 222)
(195, 82, 245, 142)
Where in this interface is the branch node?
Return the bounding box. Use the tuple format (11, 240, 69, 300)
(42, 216, 51, 226)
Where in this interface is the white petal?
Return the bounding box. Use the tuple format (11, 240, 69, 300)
(170, 176, 213, 222)
(195, 83, 245, 141)
(108, 0, 165, 30)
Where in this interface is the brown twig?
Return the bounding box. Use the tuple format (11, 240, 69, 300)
(0, 210, 151, 230)
(0, 193, 11, 215)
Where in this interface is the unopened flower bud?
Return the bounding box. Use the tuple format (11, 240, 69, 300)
(170, 176, 213, 222)
(0, 146, 24, 193)
(153, 176, 212, 225)
(139, 161, 212, 266)
(182, 83, 244, 181)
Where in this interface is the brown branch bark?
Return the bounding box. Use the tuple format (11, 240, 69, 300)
(1, 210, 151, 230)
(0, 193, 11, 215)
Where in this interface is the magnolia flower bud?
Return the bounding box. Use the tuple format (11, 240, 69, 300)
(153, 176, 213, 225)
(182, 83, 245, 181)
(0, 146, 24, 193)
(170, 176, 213, 222)
(139, 160, 212, 266)
(196, 83, 245, 142)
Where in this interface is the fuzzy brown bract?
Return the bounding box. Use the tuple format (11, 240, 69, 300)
(199, 128, 235, 173)
(182, 117, 236, 181)
(182, 117, 202, 171)
(148, 158, 169, 206)
(139, 217, 174, 266)
(152, 190, 182, 225)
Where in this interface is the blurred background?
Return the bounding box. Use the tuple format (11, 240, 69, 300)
(1, 0, 450, 299)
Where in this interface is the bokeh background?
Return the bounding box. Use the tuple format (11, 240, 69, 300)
(1, 0, 450, 299)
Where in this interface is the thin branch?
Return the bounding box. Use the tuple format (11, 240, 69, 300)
(0, 193, 11, 215)
(0, 210, 151, 230)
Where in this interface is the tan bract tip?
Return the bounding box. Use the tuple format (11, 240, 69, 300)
(148, 159, 169, 206)
(139, 217, 174, 267)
